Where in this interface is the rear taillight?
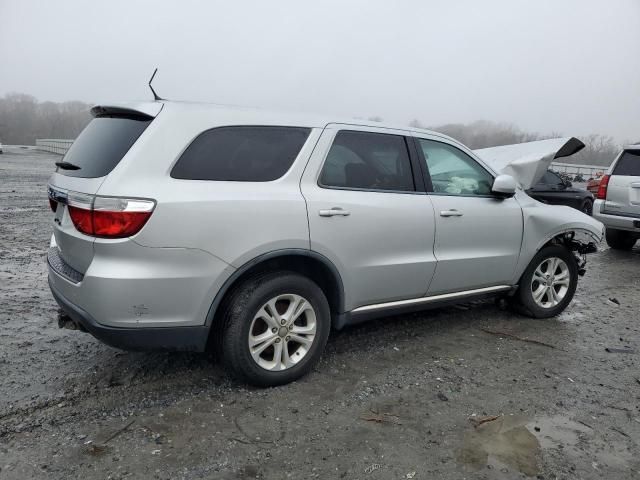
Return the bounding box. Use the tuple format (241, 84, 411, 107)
(596, 174, 610, 200)
(66, 193, 155, 238)
(49, 198, 58, 212)
(92, 197, 155, 238)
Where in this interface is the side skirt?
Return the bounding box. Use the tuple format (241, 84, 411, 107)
(334, 285, 514, 330)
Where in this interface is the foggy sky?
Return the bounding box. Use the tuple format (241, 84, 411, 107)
(1, 0, 639, 142)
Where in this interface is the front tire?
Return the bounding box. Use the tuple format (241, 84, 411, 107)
(220, 272, 331, 387)
(515, 245, 578, 318)
(605, 228, 636, 250)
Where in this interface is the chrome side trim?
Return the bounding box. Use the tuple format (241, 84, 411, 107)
(351, 285, 512, 313)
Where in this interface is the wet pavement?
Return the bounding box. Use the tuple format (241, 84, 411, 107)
(0, 147, 639, 479)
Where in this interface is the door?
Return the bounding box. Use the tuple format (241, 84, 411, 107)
(414, 137, 524, 295)
(300, 125, 437, 311)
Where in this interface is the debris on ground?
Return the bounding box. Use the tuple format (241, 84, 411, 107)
(437, 392, 449, 402)
(605, 347, 635, 354)
(607, 297, 620, 306)
(610, 427, 630, 438)
(361, 409, 401, 424)
(479, 328, 556, 349)
(468, 415, 502, 428)
(364, 463, 382, 474)
(82, 420, 135, 456)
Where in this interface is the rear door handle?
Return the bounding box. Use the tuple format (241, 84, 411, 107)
(440, 209, 463, 217)
(319, 208, 351, 217)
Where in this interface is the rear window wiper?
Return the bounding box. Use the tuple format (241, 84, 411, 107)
(55, 161, 81, 170)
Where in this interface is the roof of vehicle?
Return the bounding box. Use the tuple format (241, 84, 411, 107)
(90, 99, 462, 145)
(623, 144, 640, 150)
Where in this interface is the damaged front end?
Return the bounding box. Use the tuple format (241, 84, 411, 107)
(473, 136, 603, 281)
(552, 231, 599, 277)
(513, 198, 604, 282)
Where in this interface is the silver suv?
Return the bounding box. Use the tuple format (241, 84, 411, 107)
(593, 145, 640, 250)
(47, 101, 603, 386)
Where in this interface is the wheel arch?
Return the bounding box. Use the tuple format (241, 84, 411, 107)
(204, 249, 345, 334)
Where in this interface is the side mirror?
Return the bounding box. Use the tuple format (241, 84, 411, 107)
(492, 174, 517, 198)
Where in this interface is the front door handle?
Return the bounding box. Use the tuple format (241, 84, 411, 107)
(319, 207, 351, 217)
(440, 209, 463, 217)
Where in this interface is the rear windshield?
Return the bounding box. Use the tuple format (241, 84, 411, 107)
(57, 115, 152, 178)
(171, 126, 310, 181)
(612, 150, 640, 176)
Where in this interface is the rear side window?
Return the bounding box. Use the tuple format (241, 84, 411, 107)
(171, 126, 310, 181)
(58, 116, 152, 178)
(319, 130, 415, 192)
(613, 150, 640, 176)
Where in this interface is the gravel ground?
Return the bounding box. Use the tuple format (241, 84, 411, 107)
(1, 147, 639, 479)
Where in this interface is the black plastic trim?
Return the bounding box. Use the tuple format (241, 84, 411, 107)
(47, 247, 84, 283)
(49, 277, 208, 352)
(407, 136, 430, 192)
(335, 288, 514, 329)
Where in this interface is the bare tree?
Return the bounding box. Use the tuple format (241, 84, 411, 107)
(0, 93, 92, 144)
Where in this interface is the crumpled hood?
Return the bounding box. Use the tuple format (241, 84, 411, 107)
(474, 137, 585, 189)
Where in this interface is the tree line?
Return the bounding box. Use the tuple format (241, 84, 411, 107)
(0, 93, 628, 167)
(0, 93, 92, 145)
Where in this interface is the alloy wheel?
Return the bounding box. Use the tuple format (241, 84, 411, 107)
(530, 257, 571, 308)
(248, 294, 317, 371)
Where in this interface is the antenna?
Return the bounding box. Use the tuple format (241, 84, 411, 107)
(148, 68, 163, 101)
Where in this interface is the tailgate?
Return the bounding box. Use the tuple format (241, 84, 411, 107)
(47, 105, 157, 274)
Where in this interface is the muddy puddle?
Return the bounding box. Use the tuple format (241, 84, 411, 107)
(458, 414, 594, 476)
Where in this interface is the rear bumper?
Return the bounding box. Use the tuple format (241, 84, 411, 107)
(49, 276, 209, 351)
(593, 200, 640, 233)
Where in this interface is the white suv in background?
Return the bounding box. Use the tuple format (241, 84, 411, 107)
(47, 101, 602, 386)
(593, 145, 640, 250)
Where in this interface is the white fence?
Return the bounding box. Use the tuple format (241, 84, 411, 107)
(36, 139, 74, 155)
(549, 161, 607, 179)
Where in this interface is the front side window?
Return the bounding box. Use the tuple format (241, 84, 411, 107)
(319, 130, 415, 192)
(171, 126, 310, 181)
(418, 139, 493, 196)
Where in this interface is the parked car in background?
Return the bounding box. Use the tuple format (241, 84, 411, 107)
(593, 145, 640, 250)
(586, 173, 605, 195)
(526, 170, 594, 215)
(0, 142, 3, 154)
(47, 101, 602, 386)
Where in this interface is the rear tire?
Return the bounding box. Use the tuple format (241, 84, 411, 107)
(514, 245, 578, 318)
(219, 271, 331, 387)
(605, 228, 636, 250)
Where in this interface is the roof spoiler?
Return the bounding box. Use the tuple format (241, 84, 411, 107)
(474, 137, 585, 189)
(90, 102, 163, 119)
